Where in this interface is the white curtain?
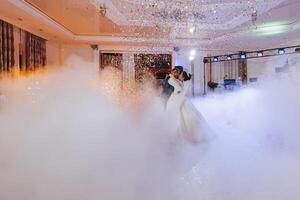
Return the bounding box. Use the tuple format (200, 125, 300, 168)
(211, 60, 239, 82)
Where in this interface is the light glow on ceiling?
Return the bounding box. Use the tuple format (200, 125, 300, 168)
(252, 21, 291, 36)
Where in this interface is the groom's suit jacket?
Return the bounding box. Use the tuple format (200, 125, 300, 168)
(162, 75, 174, 99)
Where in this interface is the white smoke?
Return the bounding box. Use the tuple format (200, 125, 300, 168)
(1, 54, 300, 200)
(0, 56, 202, 200)
(190, 55, 300, 200)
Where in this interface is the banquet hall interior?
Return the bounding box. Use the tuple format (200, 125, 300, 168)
(1, 0, 300, 200)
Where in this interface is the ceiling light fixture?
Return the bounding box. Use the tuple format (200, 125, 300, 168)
(204, 44, 300, 65)
(278, 48, 285, 55)
(240, 52, 246, 59)
(99, 4, 107, 16)
(90, 0, 107, 17)
(252, 21, 290, 36)
(257, 51, 263, 57)
(251, 10, 258, 24)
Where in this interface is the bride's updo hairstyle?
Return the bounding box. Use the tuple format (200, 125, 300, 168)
(182, 71, 192, 81)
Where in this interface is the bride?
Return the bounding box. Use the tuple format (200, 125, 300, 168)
(166, 70, 211, 144)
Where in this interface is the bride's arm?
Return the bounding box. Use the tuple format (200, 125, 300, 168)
(168, 75, 183, 93)
(183, 80, 191, 94)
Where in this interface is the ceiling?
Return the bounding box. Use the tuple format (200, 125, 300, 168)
(25, 0, 170, 37)
(1, 0, 300, 51)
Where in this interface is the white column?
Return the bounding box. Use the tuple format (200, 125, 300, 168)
(93, 48, 99, 71)
(122, 53, 135, 81)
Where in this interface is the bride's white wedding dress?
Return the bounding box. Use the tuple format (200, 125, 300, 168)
(166, 75, 211, 143)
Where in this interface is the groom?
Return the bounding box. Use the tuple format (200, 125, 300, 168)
(162, 65, 183, 102)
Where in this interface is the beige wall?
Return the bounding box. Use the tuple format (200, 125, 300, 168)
(46, 42, 61, 67)
(45, 42, 96, 68)
(60, 44, 94, 64)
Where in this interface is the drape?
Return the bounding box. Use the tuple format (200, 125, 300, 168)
(25, 32, 46, 70)
(238, 59, 248, 83)
(100, 53, 123, 70)
(0, 19, 15, 72)
(210, 60, 239, 82)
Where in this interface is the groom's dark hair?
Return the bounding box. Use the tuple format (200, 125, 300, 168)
(174, 66, 183, 72)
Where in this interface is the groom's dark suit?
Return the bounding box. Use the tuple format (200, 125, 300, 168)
(162, 75, 174, 99)
(161, 65, 183, 100)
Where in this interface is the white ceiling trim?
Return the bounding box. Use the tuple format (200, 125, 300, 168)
(8, 0, 75, 37)
(75, 35, 212, 46)
(98, 45, 174, 53)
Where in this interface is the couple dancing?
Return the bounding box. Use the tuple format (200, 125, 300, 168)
(163, 66, 211, 144)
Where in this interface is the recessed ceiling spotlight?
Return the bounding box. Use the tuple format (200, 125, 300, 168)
(227, 55, 232, 60)
(203, 58, 209, 63)
(213, 57, 219, 62)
